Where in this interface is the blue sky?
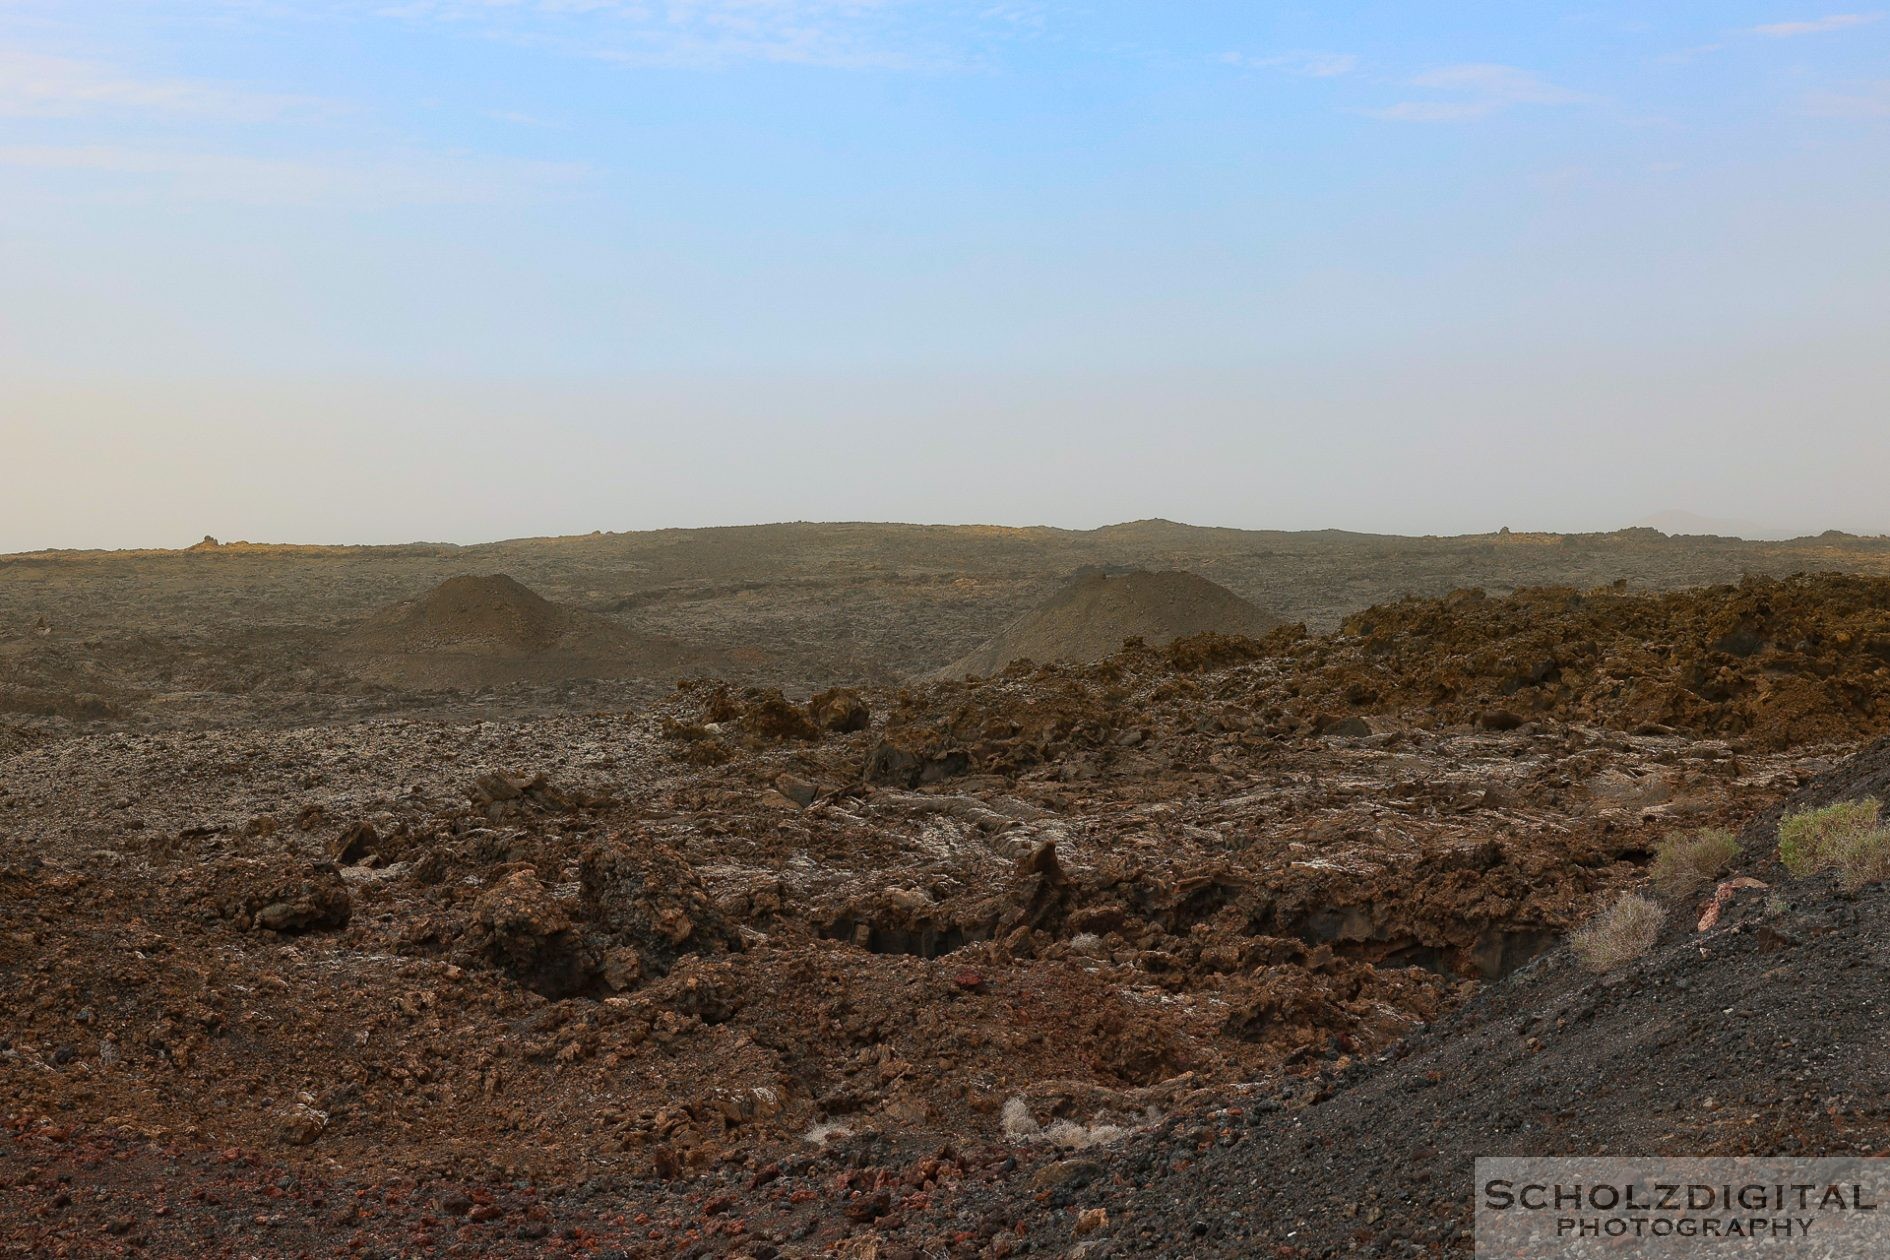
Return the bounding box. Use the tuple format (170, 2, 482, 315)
(2, 2, 1887, 547)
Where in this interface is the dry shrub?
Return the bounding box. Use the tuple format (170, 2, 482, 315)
(1570, 892, 1666, 973)
(1836, 827, 1890, 891)
(1777, 797, 1881, 877)
(1649, 827, 1740, 898)
(1000, 1098, 1130, 1150)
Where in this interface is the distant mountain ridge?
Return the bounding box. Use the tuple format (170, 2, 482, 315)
(1631, 510, 1798, 541)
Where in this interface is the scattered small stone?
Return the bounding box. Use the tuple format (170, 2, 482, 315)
(276, 1103, 328, 1146)
(772, 773, 818, 808)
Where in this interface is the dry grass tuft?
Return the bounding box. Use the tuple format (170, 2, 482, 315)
(1001, 1097, 1131, 1150)
(1777, 797, 1881, 877)
(1570, 892, 1666, 973)
(1836, 827, 1890, 891)
(1649, 827, 1741, 898)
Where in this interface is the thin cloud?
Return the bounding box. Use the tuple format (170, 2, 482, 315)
(0, 48, 321, 120)
(1656, 42, 1726, 64)
(1803, 79, 1890, 115)
(0, 144, 588, 207)
(1408, 63, 1583, 103)
(371, 0, 991, 71)
(1364, 63, 1584, 122)
(1749, 12, 1884, 36)
(1366, 100, 1501, 122)
(1222, 50, 1358, 78)
(483, 108, 555, 127)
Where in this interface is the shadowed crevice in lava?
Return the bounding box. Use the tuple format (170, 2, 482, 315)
(816, 917, 994, 958)
(1277, 904, 1561, 980)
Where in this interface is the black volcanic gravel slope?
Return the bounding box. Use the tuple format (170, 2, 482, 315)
(939, 739, 1890, 1259)
(1730, 734, 1890, 856)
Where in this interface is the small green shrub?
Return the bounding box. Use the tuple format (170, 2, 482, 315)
(1571, 892, 1666, 973)
(1777, 797, 1881, 876)
(1649, 827, 1740, 898)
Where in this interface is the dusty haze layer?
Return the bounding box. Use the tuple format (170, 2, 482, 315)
(7, 347, 1890, 555)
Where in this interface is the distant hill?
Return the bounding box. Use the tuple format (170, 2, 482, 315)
(934, 569, 1281, 680)
(338, 573, 710, 690)
(348, 574, 588, 655)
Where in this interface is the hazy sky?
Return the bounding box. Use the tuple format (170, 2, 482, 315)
(2, 2, 1887, 551)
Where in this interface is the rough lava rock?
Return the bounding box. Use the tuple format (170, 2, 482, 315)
(808, 687, 871, 734)
(199, 857, 352, 934)
(456, 832, 734, 998)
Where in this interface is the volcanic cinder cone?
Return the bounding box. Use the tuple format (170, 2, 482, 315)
(349, 574, 579, 654)
(935, 569, 1281, 679)
(339, 573, 699, 689)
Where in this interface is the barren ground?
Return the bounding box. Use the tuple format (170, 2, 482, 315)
(5, 521, 1890, 1258)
